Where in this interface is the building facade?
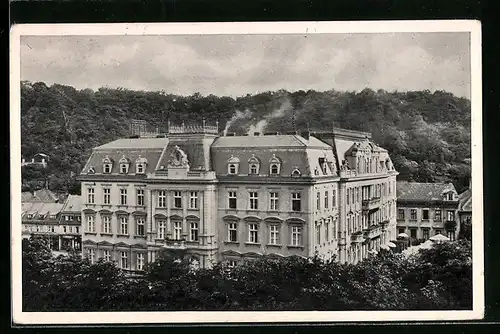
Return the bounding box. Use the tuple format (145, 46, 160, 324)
(78, 124, 398, 270)
(21, 194, 82, 255)
(396, 181, 460, 242)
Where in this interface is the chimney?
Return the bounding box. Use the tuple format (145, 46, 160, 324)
(301, 131, 310, 140)
(253, 132, 260, 136)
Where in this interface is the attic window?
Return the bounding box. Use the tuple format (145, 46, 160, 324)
(88, 167, 95, 174)
(227, 155, 240, 175)
(269, 154, 281, 175)
(26, 214, 33, 219)
(102, 155, 113, 174)
(248, 155, 260, 175)
(135, 155, 148, 174)
(447, 192, 454, 200)
(49, 214, 56, 219)
(292, 168, 301, 177)
(119, 155, 130, 174)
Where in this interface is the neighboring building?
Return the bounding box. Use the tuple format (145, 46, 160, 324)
(458, 179, 472, 238)
(22, 195, 82, 255)
(396, 181, 460, 242)
(77, 123, 398, 270)
(21, 153, 49, 168)
(21, 188, 59, 203)
(59, 194, 83, 253)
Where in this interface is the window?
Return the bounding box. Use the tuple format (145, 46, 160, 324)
(173, 221, 182, 240)
(269, 225, 279, 245)
(77, 216, 81, 222)
(158, 190, 166, 208)
(347, 189, 350, 205)
(447, 192, 454, 200)
(136, 218, 145, 236)
(63, 226, 67, 233)
(103, 188, 111, 204)
(447, 210, 455, 221)
(410, 228, 417, 239)
(120, 164, 129, 174)
(249, 192, 258, 210)
(136, 253, 144, 270)
(316, 224, 321, 244)
(398, 209, 405, 220)
(119, 216, 128, 235)
(228, 164, 237, 175)
(64, 215, 69, 221)
(121, 251, 128, 269)
(435, 209, 442, 221)
(87, 188, 95, 204)
(227, 223, 237, 242)
(398, 227, 406, 234)
(291, 168, 301, 177)
(228, 191, 237, 209)
(87, 249, 95, 264)
(435, 229, 442, 235)
(410, 209, 417, 220)
(356, 188, 359, 203)
(248, 223, 258, 243)
(189, 192, 198, 209)
(316, 192, 321, 210)
(351, 189, 355, 204)
(157, 220, 166, 239)
(423, 228, 430, 240)
(249, 164, 259, 175)
(324, 191, 329, 209)
(227, 260, 238, 268)
(136, 164, 144, 174)
(174, 191, 182, 208)
(269, 192, 279, 211)
(332, 189, 336, 207)
(270, 164, 279, 175)
(103, 163, 112, 174)
(189, 222, 199, 241)
(120, 189, 127, 205)
(422, 209, 429, 220)
(136, 189, 145, 206)
(325, 221, 330, 241)
(291, 192, 301, 212)
(291, 226, 302, 246)
(103, 250, 111, 262)
(102, 216, 111, 234)
(447, 231, 455, 241)
(75, 226, 80, 233)
(86, 215, 95, 233)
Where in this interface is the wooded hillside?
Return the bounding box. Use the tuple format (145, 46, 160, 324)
(20, 81, 471, 194)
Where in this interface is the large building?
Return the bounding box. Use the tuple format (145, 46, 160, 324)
(396, 181, 460, 242)
(77, 123, 398, 270)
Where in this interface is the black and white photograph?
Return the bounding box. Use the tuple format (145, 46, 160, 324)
(10, 21, 483, 324)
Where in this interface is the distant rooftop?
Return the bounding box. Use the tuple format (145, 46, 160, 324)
(95, 137, 169, 150)
(212, 134, 331, 148)
(21, 189, 59, 203)
(397, 181, 457, 202)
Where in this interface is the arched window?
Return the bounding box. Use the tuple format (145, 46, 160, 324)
(227, 155, 240, 175)
(269, 154, 281, 175)
(291, 167, 301, 177)
(248, 154, 260, 175)
(119, 155, 131, 174)
(102, 156, 113, 174)
(135, 155, 148, 174)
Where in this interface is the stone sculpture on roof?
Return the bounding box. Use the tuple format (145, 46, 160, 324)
(169, 146, 189, 167)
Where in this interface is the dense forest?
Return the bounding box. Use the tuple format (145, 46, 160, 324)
(20, 81, 471, 194)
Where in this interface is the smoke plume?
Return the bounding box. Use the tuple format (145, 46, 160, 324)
(247, 100, 292, 135)
(223, 109, 252, 136)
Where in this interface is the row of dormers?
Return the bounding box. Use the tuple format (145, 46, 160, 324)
(226, 154, 303, 177)
(88, 155, 148, 175)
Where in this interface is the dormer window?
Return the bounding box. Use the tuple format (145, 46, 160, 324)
(26, 214, 33, 219)
(135, 155, 148, 175)
(269, 154, 281, 175)
(447, 192, 454, 201)
(292, 168, 301, 177)
(227, 155, 240, 175)
(88, 166, 95, 174)
(119, 155, 131, 174)
(248, 155, 260, 175)
(102, 155, 113, 174)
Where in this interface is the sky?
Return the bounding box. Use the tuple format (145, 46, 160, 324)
(20, 32, 471, 99)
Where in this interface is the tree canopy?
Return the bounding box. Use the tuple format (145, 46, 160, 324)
(21, 82, 471, 194)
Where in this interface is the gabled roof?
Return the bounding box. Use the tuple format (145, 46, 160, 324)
(21, 189, 59, 203)
(397, 181, 457, 202)
(22, 202, 64, 219)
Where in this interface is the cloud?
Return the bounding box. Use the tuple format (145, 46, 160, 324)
(20, 32, 471, 98)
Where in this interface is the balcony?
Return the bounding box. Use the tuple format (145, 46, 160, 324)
(378, 219, 390, 228)
(363, 224, 382, 240)
(445, 220, 457, 231)
(362, 198, 381, 211)
(351, 231, 365, 243)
